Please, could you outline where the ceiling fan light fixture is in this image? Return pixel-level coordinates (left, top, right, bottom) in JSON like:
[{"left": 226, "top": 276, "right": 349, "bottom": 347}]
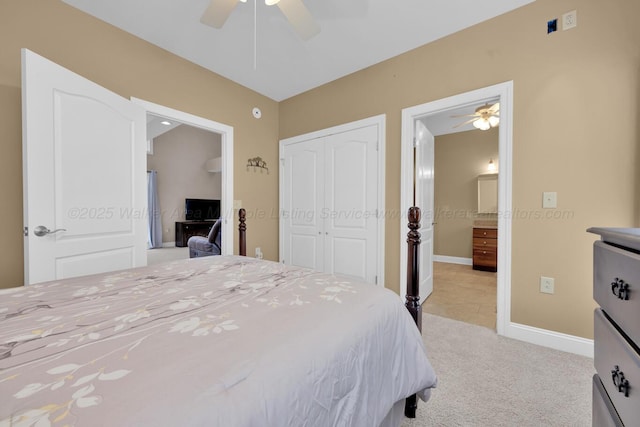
[
  {"left": 471, "top": 104, "right": 500, "bottom": 131},
  {"left": 473, "top": 119, "right": 491, "bottom": 131},
  {"left": 201, "top": 0, "right": 320, "bottom": 41}
]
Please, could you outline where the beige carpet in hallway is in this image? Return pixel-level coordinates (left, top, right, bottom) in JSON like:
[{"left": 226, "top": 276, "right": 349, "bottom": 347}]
[{"left": 423, "top": 262, "right": 497, "bottom": 329}]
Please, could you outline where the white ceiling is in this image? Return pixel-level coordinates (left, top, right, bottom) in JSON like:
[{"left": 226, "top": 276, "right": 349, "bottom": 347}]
[
  {"left": 147, "top": 114, "right": 180, "bottom": 139},
  {"left": 61, "top": 0, "right": 534, "bottom": 102}
]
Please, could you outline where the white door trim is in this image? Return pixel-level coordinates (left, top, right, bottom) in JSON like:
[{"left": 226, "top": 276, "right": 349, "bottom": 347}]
[
  {"left": 130, "top": 98, "right": 234, "bottom": 256},
  {"left": 279, "top": 114, "right": 386, "bottom": 285},
  {"left": 400, "top": 81, "right": 514, "bottom": 336}
]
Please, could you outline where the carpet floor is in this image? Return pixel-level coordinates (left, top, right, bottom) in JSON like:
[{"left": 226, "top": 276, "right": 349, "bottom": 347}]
[{"left": 401, "top": 314, "right": 594, "bottom": 427}]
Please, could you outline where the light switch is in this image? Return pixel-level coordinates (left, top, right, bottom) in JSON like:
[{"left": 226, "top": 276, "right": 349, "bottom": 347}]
[{"left": 542, "top": 192, "right": 557, "bottom": 209}]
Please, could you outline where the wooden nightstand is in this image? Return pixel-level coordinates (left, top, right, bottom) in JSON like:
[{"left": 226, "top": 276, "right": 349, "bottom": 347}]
[{"left": 472, "top": 227, "right": 497, "bottom": 272}]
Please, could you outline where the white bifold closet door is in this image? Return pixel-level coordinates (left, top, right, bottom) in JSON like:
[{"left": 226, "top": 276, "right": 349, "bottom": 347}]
[{"left": 281, "top": 125, "right": 379, "bottom": 284}]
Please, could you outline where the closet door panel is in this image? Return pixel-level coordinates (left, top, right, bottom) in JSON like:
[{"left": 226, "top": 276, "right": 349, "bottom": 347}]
[
  {"left": 324, "top": 125, "right": 378, "bottom": 283},
  {"left": 330, "top": 237, "right": 367, "bottom": 280},
  {"left": 281, "top": 140, "right": 324, "bottom": 270}
]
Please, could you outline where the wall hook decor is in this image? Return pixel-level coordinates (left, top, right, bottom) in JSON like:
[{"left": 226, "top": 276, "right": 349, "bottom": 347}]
[{"left": 247, "top": 156, "right": 269, "bottom": 174}]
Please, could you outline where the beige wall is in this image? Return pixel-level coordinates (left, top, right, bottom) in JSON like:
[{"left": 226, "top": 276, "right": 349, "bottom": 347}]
[
  {"left": 2, "top": 0, "right": 639, "bottom": 340},
  {"left": 0, "top": 0, "right": 280, "bottom": 289},
  {"left": 147, "top": 125, "right": 222, "bottom": 243},
  {"left": 279, "top": 0, "right": 640, "bottom": 339},
  {"left": 434, "top": 128, "right": 499, "bottom": 259}
]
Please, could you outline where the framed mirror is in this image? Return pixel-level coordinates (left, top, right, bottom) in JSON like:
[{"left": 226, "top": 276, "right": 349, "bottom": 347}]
[{"left": 477, "top": 173, "right": 498, "bottom": 213}]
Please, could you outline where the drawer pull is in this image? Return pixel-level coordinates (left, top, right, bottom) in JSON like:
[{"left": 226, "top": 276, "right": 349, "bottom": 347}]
[
  {"left": 611, "top": 278, "right": 630, "bottom": 300},
  {"left": 611, "top": 365, "right": 630, "bottom": 397}
]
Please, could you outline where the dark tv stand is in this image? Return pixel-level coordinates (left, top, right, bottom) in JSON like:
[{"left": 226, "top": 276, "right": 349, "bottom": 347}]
[{"left": 175, "top": 221, "right": 215, "bottom": 247}]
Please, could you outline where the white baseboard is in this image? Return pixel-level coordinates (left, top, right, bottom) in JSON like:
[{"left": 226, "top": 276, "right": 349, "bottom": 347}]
[
  {"left": 505, "top": 322, "right": 594, "bottom": 358},
  {"left": 433, "top": 254, "right": 593, "bottom": 358},
  {"left": 162, "top": 241, "right": 177, "bottom": 248},
  {"left": 433, "top": 255, "right": 473, "bottom": 266}
]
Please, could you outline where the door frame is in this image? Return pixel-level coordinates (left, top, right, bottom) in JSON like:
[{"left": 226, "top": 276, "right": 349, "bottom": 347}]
[
  {"left": 131, "top": 98, "right": 235, "bottom": 256},
  {"left": 399, "top": 81, "right": 513, "bottom": 336},
  {"left": 279, "top": 114, "right": 386, "bottom": 285}
]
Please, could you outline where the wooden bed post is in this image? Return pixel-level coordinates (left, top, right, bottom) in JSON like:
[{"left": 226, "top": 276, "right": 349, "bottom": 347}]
[
  {"left": 405, "top": 206, "right": 422, "bottom": 331},
  {"left": 404, "top": 205, "right": 422, "bottom": 418},
  {"left": 238, "top": 208, "right": 246, "bottom": 256}
]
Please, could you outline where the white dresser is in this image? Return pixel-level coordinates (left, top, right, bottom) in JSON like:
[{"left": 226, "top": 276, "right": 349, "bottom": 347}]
[{"left": 588, "top": 227, "right": 640, "bottom": 426}]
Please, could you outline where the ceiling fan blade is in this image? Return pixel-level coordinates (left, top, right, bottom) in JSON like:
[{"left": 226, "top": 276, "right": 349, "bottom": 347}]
[
  {"left": 451, "top": 113, "right": 479, "bottom": 118},
  {"left": 277, "top": 0, "right": 320, "bottom": 40},
  {"left": 488, "top": 102, "right": 500, "bottom": 113},
  {"left": 453, "top": 118, "right": 477, "bottom": 128},
  {"left": 201, "top": 0, "right": 238, "bottom": 29}
]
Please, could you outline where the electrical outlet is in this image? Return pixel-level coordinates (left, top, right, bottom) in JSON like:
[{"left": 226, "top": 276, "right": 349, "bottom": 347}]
[
  {"left": 540, "top": 276, "right": 555, "bottom": 294},
  {"left": 562, "top": 10, "right": 577, "bottom": 30},
  {"left": 255, "top": 247, "right": 263, "bottom": 259}
]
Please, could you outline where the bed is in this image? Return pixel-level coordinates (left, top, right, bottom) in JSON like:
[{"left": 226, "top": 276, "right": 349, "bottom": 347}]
[{"left": 1, "top": 209, "right": 436, "bottom": 426}]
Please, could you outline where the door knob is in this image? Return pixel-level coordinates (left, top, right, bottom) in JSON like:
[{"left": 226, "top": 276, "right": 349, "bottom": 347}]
[{"left": 33, "top": 225, "right": 67, "bottom": 237}]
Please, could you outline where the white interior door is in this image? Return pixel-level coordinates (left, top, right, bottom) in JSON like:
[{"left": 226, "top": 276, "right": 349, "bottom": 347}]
[
  {"left": 22, "top": 49, "right": 147, "bottom": 285},
  {"left": 323, "top": 126, "right": 378, "bottom": 283},
  {"left": 280, "top": 139, "right": 324, "bottom": 270},
  {"left": 415, "top": 120, "right": 434, "bottom": 301}
]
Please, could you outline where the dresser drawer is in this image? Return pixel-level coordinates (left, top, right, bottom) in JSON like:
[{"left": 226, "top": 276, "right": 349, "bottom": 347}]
[
  {"left": 594, "top": 308, "right": 640, "bottom": 425},
  {"left": 473, "top": 237, "right": 497, "bottom": 249},
  {"left": 473, "top": 247, "right": 497, "bottom": 263},
  {"left": 473, "top": 228, "right": 497, "bottom": 239},
  {"left": 592, "top": 374, "right": 624, "bottom": 427},
  {"left": 594, "top": 240, "right": 640, "bottom": 346}
]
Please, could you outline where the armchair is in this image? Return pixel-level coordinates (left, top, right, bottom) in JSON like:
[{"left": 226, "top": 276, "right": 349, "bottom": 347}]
[{"left": 187, "top": 218, "right": 222, "bottom": 258}]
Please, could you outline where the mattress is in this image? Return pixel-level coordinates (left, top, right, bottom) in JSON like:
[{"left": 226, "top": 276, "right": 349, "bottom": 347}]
[{"left": 0, "top": 255, "right": 436, "bottom": 426}]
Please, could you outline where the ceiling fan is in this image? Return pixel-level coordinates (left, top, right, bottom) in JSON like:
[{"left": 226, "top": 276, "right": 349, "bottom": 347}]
[
  {"left": 201, "top": 0, "right": 320, "bottom": 41},
  {"left": 453, "top": 102, "right": 500, "bottom": 131}
]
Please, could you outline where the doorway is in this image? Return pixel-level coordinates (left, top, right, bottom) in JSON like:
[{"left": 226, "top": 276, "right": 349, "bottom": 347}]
[
  {"left": 400, "top": 81, "right": 513, "bottom": 336},
  {"left": 131, "top": 98, "right": 235, "bottom": 256}
]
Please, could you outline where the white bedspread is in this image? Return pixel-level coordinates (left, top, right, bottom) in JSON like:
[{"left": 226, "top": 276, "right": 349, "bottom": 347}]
[{"left": 0, "top": 255, "right": 436, "bottom": 426}]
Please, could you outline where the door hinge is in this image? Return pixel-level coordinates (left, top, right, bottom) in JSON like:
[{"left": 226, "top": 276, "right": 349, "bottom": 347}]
[
  {"left": 412, "top": 137, "right": 418, "bottom": 148},
  {"left": 23, "top": 226, "right": 28, "bottom": 237},
  {"left": 280, "top": 158, "right": 285, "bottom": 167},
  {"left": 375, "top": 275, "right": 378, "bottom": 285}
]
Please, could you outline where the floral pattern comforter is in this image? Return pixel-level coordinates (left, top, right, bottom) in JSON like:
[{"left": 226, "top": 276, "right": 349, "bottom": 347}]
[{"left": 0, "top": 255, "right": 436, "bottom": 426}]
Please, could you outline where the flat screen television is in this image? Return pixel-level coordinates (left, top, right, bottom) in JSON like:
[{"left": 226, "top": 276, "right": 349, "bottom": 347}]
[{"left": 185, "top": 198, "right": 220, "bottom": 221}]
